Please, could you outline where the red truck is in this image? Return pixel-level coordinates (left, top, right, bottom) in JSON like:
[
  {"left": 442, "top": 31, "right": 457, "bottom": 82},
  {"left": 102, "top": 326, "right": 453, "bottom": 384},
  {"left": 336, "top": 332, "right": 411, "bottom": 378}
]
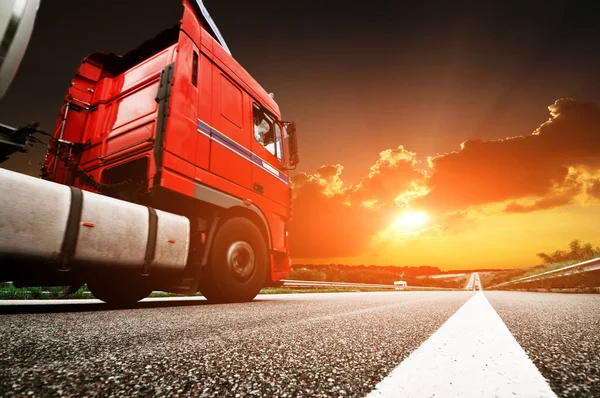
[{"left": 0, "top": 0, "right": 299, "bottom": 304}]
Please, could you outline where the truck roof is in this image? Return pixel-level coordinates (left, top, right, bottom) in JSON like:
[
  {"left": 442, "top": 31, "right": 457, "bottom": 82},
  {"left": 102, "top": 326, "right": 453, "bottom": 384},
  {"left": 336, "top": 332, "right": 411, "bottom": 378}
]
[{"left": 81, "top": 1, "right": 280, "bottom": 118}]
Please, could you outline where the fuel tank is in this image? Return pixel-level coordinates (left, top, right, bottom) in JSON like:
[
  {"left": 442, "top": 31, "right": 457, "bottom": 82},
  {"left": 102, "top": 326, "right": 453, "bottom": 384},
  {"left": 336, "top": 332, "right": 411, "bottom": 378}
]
[{"left": 0, "top": 168, "right": 190, "bottom": 272}]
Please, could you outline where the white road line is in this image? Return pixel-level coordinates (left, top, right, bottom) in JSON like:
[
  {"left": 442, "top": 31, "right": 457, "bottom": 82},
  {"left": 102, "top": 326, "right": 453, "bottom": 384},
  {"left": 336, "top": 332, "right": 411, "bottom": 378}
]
[
  {"left": 368, "top": 292, "right": 557, "bottom": 398},
  {"left": 464, "top": 272, "right": 478, "bottom": 290}
]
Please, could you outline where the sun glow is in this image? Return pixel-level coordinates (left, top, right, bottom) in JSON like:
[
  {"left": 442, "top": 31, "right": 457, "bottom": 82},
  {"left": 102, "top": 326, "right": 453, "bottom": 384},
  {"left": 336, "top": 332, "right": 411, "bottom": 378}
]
[{"left": 394, "top": 211, "right": 429, "bottom": 230}]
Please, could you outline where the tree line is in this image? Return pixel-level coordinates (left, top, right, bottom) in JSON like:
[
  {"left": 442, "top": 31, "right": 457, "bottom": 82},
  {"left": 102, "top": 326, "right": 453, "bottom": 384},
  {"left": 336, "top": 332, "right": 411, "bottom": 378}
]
[
  {"left": 536, "top": 240, "right": 600, "bottom": 264},
  {"left": 289, "top": 264, "right": 442, "bottom": 285}
]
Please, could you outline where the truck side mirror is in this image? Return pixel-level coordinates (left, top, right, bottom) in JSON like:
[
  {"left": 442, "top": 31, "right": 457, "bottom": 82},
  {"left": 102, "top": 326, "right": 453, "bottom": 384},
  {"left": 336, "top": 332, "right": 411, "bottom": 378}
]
[
  {"left": 287, "top": 122, "right": 299, "bottom": 167},
  {"left": 0, "top": 0, "right": 41, "bottom": 99}
]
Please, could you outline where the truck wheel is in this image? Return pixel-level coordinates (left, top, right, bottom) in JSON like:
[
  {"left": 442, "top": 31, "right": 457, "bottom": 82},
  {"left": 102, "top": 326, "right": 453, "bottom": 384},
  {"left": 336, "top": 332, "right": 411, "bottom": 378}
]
[
  {"left": 199, "top": 217, "right": 268, "bottom": 303},
  {"left": 87, "top": 277, "right": 152, "bottom": 306}
]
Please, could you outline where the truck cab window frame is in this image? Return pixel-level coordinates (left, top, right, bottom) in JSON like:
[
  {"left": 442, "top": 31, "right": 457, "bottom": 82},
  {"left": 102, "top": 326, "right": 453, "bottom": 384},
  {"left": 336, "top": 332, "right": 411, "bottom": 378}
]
[{"left": 253, "top": 104, "right": 283, "bottom": 163}]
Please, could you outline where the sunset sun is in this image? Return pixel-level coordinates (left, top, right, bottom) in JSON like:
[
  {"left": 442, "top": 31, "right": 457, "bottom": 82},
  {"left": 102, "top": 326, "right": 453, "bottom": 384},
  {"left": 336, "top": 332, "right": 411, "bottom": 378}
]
[{"left": 394, "top": 211, "right": 429, "bottom": 230}]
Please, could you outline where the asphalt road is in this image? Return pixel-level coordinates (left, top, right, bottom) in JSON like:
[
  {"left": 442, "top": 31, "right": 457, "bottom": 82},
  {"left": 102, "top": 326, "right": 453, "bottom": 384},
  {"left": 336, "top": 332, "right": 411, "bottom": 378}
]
[
  {"left": 0, "top": 292, "right": 471, "bottom": 397},
  {"left": 487, "top": 291, "right": 600, "bottom": 398},
  {"left": 464, "top": 272, "right": 476, "bottom": 290},
  {"left": 0, "top": 291, "right": 598, "bottom": 397}
]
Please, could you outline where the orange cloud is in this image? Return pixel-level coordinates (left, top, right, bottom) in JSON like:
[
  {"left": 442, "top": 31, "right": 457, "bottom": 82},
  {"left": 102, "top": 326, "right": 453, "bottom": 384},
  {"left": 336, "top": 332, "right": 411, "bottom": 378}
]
[
  {"left": 588, "top": 179, "right": 600, "bottom": 199},
  {"left": 290, "top": 98, "right": 600, "bottom": 258},
  {"left": 591, "top": 184, "right": 600, "bottom": 198},
  {"left": 352, "top": 146, "right": 425, "bottom": 206},
  {"left": 289, "top": 146, "right": 423, "bottom": 258},
  {"left": 421, "top": 98, "right": 600, "bottom": 212},
  {"left": 504, "top": 195, "right": 572, "bottom": 213}
]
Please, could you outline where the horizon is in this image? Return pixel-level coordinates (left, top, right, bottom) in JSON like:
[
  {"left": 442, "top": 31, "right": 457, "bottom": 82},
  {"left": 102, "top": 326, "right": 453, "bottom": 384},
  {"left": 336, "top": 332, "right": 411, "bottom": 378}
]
[
  {"left": 291, "top": 262, "right": 532, "bottom": 273},
  {"left": 1, "top": 1, "right": 600, "bottom": 270}
]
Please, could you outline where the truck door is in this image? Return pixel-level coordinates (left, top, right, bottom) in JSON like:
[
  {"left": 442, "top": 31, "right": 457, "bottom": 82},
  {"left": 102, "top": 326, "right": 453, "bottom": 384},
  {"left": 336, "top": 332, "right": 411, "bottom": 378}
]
[
  {"left": 163, "top": 35, "right": 199, "bottom": 172},
  {"left": 195, "top": 52, "right": 211, "bottom": 172},
  {"left": 250, "top": 104, "right": 289, "bottom": 207},
  {"left": 207, "top": 69, "right": 252, "bottom": 190}
]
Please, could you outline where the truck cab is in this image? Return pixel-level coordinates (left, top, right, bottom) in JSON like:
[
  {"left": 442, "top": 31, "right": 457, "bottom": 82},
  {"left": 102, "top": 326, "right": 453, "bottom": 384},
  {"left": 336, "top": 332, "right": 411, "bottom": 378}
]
[{"left": 0, "top": 0, "right": 299, "bottom": 304}]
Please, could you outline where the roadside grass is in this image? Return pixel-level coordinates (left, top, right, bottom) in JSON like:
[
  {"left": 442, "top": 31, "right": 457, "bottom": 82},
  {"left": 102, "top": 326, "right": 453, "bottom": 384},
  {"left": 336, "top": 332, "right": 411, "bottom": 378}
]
[
  {"left": 413, "top": 274, "right": 469, "bottom": 289},
  {"left": 0, "top": 283, "right": 93, "bottom": 299},
  {"left": 419, "top": 273, "right": 466, "bottom": 279},
  {"left": 479, "top": 269, "right": 530, "bottom": 288},
  {"left": 0, "top": 283, "right": 399, "bottom": 300}
]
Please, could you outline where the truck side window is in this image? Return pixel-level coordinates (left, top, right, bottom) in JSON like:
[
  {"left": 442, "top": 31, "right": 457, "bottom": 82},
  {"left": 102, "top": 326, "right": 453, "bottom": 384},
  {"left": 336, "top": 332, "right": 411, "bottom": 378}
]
[
  {"left": 253, "top": 104, "right": 283, "bottom": 162},
  {"left": 191, "top": 51, "right": 198, "bottom": 87}
]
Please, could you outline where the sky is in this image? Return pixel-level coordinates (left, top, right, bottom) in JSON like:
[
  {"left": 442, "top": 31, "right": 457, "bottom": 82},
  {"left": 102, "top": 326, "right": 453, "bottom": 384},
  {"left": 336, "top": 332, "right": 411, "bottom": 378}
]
[{"left": 2, "top": 0, "right": 600, "bottom": 270}]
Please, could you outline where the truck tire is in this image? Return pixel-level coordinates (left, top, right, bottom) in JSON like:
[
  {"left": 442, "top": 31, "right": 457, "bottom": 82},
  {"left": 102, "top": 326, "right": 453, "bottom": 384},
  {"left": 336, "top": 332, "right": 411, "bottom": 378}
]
[
  {"left": 199, "top": 217, "right": 268, "bottom": 303},
  {"left": 87, "top": 277, "right": 152, "bottom": 306}
]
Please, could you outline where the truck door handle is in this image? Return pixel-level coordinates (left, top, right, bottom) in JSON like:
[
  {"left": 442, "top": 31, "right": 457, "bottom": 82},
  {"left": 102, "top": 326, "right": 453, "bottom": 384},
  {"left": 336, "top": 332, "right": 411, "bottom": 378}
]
[{"left": 253, "top": 183, "right": 264, "bottom": 194}]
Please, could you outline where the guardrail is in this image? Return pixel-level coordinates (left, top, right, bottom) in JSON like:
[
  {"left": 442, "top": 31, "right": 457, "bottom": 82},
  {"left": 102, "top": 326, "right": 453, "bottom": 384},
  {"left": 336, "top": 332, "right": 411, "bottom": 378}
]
[
  {"left": 282, "top": 279, "right": 399, "bottom": 289},
  {"left": 488, "top": 257, "right": 600, "bottom": 289},
  {"left": 280, "top": 280, "right": 456, "bottom": 291}
]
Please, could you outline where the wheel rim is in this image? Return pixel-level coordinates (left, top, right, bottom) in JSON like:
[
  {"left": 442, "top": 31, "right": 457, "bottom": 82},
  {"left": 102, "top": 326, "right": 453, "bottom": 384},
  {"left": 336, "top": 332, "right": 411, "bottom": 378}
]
[{"left": 227, "top": 241, "right": 255, "bottom": 281}]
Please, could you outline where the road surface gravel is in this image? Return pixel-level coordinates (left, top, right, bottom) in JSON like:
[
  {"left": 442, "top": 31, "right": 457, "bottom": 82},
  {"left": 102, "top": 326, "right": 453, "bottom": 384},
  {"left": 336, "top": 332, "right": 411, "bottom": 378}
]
[
  {"left": 486, "top": 291, "right": 600, "bottom": 398},
  {"left": 0, "top": 291, "right": 470, "bottom": 397}
]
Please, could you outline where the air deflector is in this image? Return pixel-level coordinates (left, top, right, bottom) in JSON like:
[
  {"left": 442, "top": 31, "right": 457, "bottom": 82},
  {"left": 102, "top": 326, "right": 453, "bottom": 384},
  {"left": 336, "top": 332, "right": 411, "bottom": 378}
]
[{"left": 193, "top": 0, "right": 231, "bottom": 55}]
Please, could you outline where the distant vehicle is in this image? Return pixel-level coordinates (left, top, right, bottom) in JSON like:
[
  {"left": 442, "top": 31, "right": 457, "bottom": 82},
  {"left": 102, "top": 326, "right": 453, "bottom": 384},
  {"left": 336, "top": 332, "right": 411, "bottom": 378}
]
[
  {"left": 474, "top": 285, "right": 480, "bottom": 291},
  {"left": 394, "top": 281, "right": 408, "bottom": 289}
]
